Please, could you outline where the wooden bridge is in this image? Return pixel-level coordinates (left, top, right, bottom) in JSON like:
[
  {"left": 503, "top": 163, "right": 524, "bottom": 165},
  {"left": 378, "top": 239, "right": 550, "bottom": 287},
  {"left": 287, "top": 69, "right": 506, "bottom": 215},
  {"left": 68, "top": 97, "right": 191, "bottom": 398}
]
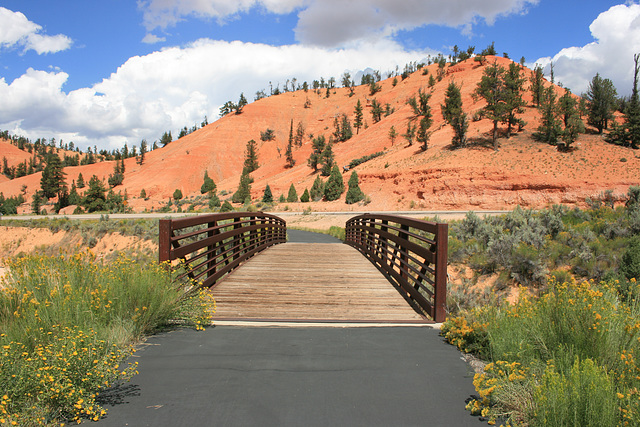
[{"left": 159, "top": 212, "right": 448, "bottom": 323}]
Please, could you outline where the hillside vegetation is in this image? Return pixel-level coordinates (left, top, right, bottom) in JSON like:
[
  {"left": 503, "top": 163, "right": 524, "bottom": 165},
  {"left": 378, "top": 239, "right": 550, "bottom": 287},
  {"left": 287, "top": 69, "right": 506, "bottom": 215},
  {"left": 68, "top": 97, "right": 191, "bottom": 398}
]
[{"left": 1, "top": 55, "right": 639, "bottom": 215}]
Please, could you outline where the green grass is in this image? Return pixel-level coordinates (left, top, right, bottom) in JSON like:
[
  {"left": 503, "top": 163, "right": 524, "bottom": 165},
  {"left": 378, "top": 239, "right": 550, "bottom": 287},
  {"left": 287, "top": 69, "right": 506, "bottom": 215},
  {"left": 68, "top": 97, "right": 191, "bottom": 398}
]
[{"left": 0, "top": 250, "right": 214, "bottom": 425}]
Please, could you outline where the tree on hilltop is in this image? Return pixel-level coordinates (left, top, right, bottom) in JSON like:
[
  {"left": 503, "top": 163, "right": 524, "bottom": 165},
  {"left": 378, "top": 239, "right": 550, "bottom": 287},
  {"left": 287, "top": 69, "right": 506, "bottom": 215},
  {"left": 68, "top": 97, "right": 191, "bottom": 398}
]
[
  {"left": 585, "top": 73, "right": 617, "bottom": 134},
  {"left": 442, "top": 82, "right": 468, "bottom": 148},
  {"left": 475, "top": 60, "right": 508, "bottom": 150}
]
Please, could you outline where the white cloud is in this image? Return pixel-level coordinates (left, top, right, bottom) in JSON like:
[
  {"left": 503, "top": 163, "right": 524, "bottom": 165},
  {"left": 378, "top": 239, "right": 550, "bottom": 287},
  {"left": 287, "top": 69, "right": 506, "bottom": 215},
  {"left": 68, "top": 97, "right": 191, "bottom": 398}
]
[
  {"left": 0, "top": 7, "right": 72, "bottom": 54},
  {"left": 0, "top": 38, "right": 433, "bottom": 150},
  {"left": 138, "top": 0, "right": 539, "bottom": 46},
  {"left": 142, "top": 33, "right": 167, "bottom": 44},
  {"left": 534, "top": 3, "right": 640, "bottom": 96},
  {"left": 138, "top": 0, "right": 306, "bottom": 31}
]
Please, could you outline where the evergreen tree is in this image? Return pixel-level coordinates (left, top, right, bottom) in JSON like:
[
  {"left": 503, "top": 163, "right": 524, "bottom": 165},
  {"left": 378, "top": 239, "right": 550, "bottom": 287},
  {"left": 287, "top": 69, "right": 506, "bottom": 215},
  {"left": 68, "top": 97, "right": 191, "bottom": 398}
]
[
  {"left": 606, "top": 53, "right": 640, "bottom": 148},
  {"left": 285, "top": 120, "right": 295, "bottom": 168},
  {"left": 300, "top": 188, "right": 310, "bottom": 203},
  {"left": 585, "top": 73, "right": 618, "bottom": 133},
  {"left": 627, "top": 53, "right": 640, "bottom": 149},
  {"left": 287, "top": 184, "right": 298, "bottom": 202},
  {"left": 68, "top": 182, "right": 82, "bottom": 205},
  {"left": 339, "top": 114, "right": 353, "bottom": 141},
  {"left": 560, "top": 113, "right": 585, "bottom": 151},
  {"left": 232, "top": 170, "right": 252, "bottom": 203},
  {"left": 137, "top": 139, "right": 147, "bottom": 165},
  {"left": 220, "top": 200, "right": 234, "bottom": 212},
  {"left": 530, "top": 64, "right": 545, "bottom": 107},
  {"left": 295, "top": 121, "right": 305, "bottom": 147},
  {"left": 173, "top": 189, "right": 183, "bottom": 201},
  {"left": 324, "top": 165, "right": 345, "bottom": 201},
  {"left": 475, "top": 61, "right": 508, "bottom": 149},
  {"left": 83, "top": 175, "right": 107, "bottom": 212},
  {"left": 307, "top": 135, "right": 326, "bottom": 172},
  {"left": 140, "top": 188, "right": 147, "bottom": 199},
  {"left": 389, "top": 126, "right": 397, "bottom": 145},
  {"left": 404, "top": 122, "right": 416, "bottom": 146},
  {"left": 200, "top": 170, "right": 216, "bottom": 194},
  {"left": 558, "top": 89, "right": 578, "bottom": 128},
  {"left": 345, "top": 172, "right": 365, "bottom": 204},
  {"left": 533, "top": 86, "right": 562, "bottom": 144},
  {"left": 408, "top": 89, "right": 433, "bottom": 151},
  {"left": 354, "top": 100, "right": 363, "bottom": 134},
  {"left": 235, "top": 92, "right": 248, "bottom": 114},
  {"left": 40, "top": 153, "right": 67, "bottom": 199},
  {"left": 160, "top": 131, "right": 172, "bottom": 146},
  {"left": 320, "top": 142, "right": 335, "bottom": 176},
  {"left": 31, "top": 191, "right": 44, "bottom": 215},
  {"left": 310, "top": 175, "right": 325, "bottom": 201},
  {"left": 503, "top": 62, "right": 527, "bottom": 137},
  {"left": 442, "top": 82, "right": 468, "bottom": 147},
  {"left": 244, "top": 139, "right": 259, "bottom": 173},
  {"left": 76, "top": 173, "right": 85, "bottom": 188},
  {"left": 371, "top": 99, "right": 383, "bottom": 123},
  {"left": 262, "top": 184, "right": 273, "bottom": 203}
]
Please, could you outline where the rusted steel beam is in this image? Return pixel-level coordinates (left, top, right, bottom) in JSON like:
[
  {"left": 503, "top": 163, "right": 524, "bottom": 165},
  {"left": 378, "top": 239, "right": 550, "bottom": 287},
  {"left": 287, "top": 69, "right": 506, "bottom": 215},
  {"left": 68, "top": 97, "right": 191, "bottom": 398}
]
[{"left": 345, "top": 213, "right": 449, "bottom": 322}]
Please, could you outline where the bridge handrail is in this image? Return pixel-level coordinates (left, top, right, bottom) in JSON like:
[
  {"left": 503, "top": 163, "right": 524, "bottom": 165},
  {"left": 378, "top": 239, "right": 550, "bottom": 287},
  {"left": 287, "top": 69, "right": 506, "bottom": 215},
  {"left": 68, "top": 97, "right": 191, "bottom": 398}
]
[
  {"left": 159, "top": 212, "right": 286, "bottom": 288},
  {"left": 345, "top": 213, "right": 448, "bottom": 322}
]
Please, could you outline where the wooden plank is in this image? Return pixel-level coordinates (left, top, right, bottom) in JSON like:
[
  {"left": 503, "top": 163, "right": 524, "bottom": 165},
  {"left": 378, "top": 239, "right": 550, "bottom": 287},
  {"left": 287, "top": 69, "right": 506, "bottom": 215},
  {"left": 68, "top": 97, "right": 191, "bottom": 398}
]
[{"left": 209, "top": 243, "right": 425, "bottom": 321}]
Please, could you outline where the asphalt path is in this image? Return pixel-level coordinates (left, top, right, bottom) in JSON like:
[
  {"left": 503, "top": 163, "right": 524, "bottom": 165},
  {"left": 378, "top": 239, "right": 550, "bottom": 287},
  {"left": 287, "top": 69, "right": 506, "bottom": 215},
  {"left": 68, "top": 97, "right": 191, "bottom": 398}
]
[{"left": 95, "top": 326, "right": 482, "bottom": 427}]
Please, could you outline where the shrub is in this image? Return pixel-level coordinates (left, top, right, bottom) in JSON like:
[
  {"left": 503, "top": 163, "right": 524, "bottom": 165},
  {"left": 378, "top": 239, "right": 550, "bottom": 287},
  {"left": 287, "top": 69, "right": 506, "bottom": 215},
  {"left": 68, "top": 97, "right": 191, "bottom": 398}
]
[
  {"left": 0, "top": 251, "right": 214, "bottom": 424},
  {"left": 300, "top": 189, "right": 310, "bottom": 203},
  {"left": 173, "top": 189, "right": 183, "bottom": 201},
  {"left": 220, "top": 200, "right": 234, "bottom": 212},
  {"left": 621, "top": 238, "right": 640, "bottom": 280}
]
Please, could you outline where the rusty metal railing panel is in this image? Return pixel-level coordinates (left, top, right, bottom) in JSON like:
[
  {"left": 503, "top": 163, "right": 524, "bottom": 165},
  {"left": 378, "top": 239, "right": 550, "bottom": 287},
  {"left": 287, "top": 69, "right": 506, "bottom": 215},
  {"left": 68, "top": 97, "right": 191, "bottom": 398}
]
[
  {"left": 159, "top": 212, "right": 286, "bottom": 288},
  {"left": 345, "top": 213, "right": 448, "bottom": 322}
]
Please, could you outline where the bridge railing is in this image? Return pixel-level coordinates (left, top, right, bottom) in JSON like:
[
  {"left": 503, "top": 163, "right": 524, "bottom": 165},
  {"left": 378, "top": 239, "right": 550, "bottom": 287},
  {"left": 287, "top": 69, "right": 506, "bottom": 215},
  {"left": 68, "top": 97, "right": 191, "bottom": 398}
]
[
  {"left": 159, "top": 212, "right": 286, "bottom": 288},
  {"left": 345, "top": 214, "right": 448, "bottom": 322}
]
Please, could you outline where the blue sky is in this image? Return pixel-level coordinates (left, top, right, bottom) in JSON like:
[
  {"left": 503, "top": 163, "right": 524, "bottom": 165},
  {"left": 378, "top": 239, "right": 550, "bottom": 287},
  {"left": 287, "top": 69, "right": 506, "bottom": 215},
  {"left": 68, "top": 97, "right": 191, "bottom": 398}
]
[{"left": 0, "top": 0, "right": 637, "bottom": 150}]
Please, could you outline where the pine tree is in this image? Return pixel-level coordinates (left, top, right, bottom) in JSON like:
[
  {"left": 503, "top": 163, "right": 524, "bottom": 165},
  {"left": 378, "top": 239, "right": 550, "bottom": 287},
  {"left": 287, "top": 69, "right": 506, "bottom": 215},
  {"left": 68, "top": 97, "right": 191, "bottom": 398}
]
[
  {"left": 354, "top": 100, "right": 363, "bottom": 134},
  {"left": 371, "top": 99, "right": 383, "bottom": 123},
  {"left": 235, "top": 92, "right": 248, "bottom": 114},
  {"left": 530, "top": 64, "right": 545, "bottom": 107},
  {"left": 533, "top": 86, "right": 562, "bottom": 144},
  {"left": 262, "top": 184, "right": 273, "bottom": 203},
  {"left": 324, "top": 165, "right": 345, "bottom": 201},
  {"left": 76, "top": 172, "right": 85, "bottom": 188},
  {"left": 40, "top": 153, "right": 67, "bottom": 199},
  {"left": 558, "top": 89, "right": 578, "bottom": 128},
  {"left": 442, "top": 82, "right": 468, "bottom": 147},
  {"left": 339, "top": 114, "right": 353, "bottom": 141},
  {"left": 244, "top": 139, "right": 259, "bottom": 173},
  {"left": 31, "top": 191, "right": 44, "bottom": 214},
  {"left": 585, "top": 73, "right": 618, "bottom": 133},
  {"left": 345, "top": 172, "right": 365, "bottom": 204},
  {"left": 389, "top": 126, "right": 397, "bottom": 145},
  {"left": 320, "top": 142, "right": 335, "bottom": 176},
  {"left": 160, "top": 131, "right": 172, "bottom": 146},
  {"left": 137, "top": 139, "right": 147, "bottom": 165},
  {"left": 310, "top": 175, "right": 325, "bottom": 201},
  {"left": 83, "top": 175, "right": 106, "bottom": 212},
  {"left": 475, "top": 61, "right": 508, "bottom": 149},
  {"left": 307, "top": 135, "right": 326, "bottom": 171},
  {"left": 408, "top": 89, "right": 433, "bottom": 151},
  {"left": 627, "top": 53, "right": 640, "bottom": 149},
  {"left": 200, "top": 170, "right": 216, "bottom": 194},
  {"left": 173, "top": 189, "right": 183, "bottom": 201},
  {"left": 503, "top": 62, "right": 526, "bottom": 137},
  {"left": 295, "top": 121, "right": 305, "bottom": 147},
  {"left": 285, "top": 120, "right": 295, "bottom": 168},
  {"left": 300, "top": 189, "right": 310, "bottom": 203},
  {"left": 287, "top": 184, "right": 298, "bottom": 202},
  {"left": 232, "top": 170, "right": 252, "bottom": 203}
]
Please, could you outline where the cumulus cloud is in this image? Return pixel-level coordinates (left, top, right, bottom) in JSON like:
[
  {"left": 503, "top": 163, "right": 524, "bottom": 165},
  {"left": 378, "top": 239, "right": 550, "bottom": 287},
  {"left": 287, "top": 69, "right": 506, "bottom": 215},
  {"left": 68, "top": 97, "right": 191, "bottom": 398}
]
[
  {"left": 138, "top": 0, "right": 539, "bottom": 45},
  {"left": 0, "top": 7, "right": 72, "bottom": 54},
  {"left": 138, "top": 0, "right": 306, "bottom": 31},
  {"left": 0, "top": 38, "right": 432, "bottom": 150},
  {"left": 534, "top": 3, "right": 640, "bottom": 96}
]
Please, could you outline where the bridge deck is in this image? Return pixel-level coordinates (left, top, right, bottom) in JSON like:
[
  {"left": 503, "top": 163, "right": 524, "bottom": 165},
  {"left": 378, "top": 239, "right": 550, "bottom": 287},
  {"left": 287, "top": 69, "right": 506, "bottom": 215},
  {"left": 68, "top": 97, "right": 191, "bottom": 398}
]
[{"left": 210, "top": 243, "right": 426, "bottom": 322}]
